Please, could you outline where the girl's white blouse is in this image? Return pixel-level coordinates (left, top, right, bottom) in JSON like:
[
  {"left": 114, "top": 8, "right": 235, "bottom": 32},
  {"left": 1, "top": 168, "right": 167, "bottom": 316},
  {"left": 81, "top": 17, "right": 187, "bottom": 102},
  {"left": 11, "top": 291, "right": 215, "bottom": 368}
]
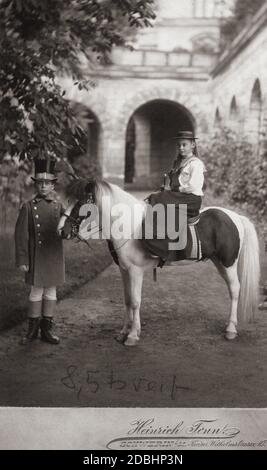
[{"left": 178, "top": 156, "right": 205, "bottom": 196}]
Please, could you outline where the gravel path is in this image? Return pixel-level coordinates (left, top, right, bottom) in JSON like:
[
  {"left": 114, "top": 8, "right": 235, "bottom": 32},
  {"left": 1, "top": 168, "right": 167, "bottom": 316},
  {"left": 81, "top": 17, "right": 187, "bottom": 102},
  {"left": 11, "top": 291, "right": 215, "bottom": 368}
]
[{"left": 0, "top": 250, "right": 267, "bottom": 408}]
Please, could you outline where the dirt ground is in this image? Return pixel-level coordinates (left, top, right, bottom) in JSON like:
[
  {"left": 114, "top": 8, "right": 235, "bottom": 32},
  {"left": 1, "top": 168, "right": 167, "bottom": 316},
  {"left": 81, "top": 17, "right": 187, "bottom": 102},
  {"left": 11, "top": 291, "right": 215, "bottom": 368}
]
[
  {"left": 0, "top": 234, "right": 112, "bottom": 330},
  {"left": 0, "top": 250, "right": 267, "bottom": 408}
]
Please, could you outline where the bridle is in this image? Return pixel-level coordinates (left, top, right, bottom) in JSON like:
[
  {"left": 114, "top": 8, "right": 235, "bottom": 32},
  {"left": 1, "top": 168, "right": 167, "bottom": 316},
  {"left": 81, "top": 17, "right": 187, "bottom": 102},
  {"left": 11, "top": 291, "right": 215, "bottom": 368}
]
[
  {"left": 62, "top": 193, "right": 101, "bottom": 246},
  {"left": 62, "top": 195, "right": 130, "bottom": 254},
  {"left": 62, "top": 211, "right": 95, "bottom": 248}
]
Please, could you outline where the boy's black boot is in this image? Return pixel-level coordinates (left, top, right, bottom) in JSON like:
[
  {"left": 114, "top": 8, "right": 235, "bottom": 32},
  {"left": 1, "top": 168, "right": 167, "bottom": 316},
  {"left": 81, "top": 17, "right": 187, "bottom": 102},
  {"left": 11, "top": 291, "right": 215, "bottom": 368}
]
[
  {"left": 21, "top": 301, "right": 42, "bottom": 345},
  {"left": 40, "top": 299, "right": 59, "bottom": 344},
  {"left": 40, "top": 317, "right": 60, "bottom": 344}
]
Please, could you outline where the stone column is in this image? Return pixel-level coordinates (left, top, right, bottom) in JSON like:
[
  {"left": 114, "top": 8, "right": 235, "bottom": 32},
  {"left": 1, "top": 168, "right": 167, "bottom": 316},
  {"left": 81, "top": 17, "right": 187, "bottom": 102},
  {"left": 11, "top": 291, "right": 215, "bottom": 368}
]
[
  {"left": 133, "top": 111, "right": 151, "bottom": 179},
  {"left": 102, "top": 135, "right": 125, "bottom": 186}
]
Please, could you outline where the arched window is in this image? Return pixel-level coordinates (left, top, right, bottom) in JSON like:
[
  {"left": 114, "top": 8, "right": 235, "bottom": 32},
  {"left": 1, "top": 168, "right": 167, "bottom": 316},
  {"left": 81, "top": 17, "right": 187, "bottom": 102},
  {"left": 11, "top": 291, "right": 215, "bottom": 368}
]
[
  {"left": 66, "top": 102, "right": 100, "bottom": 165},
  {"left": 246, "top": 79, "right": 262, "bottom": 144},
  {"left": 229, "top": 96, "right": 239, "bottom": 132},
  {"left": 214, "top": 107, "right": 222, "bottom": 130}
]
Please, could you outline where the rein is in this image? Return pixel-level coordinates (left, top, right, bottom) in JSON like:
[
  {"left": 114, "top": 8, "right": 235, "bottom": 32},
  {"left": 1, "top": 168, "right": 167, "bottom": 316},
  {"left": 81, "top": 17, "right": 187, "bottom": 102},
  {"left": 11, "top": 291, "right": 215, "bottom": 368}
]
[
  {"left": 62, "top": 212, "right": 129, "bottom": 253},
  {"left": 62, "top": 212, "right": 79, "bottom": 224},
  {"left": 62, "top": 212, "right": 95, "bottom": 249},
  {"left": 62, "top": 189, "right": 157, "bottom": 281}
]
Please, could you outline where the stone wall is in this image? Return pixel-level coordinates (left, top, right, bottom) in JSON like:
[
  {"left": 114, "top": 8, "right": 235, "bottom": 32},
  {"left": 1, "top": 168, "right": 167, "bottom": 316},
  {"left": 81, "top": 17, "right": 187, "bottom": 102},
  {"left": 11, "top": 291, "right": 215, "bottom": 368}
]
[
  {"left": 59, "top": 0, "right": 238, "bottom": 186},
  {"left": 61, "top": 75, "right": 211, "bottom": 184},
  {"left": 210, "top": 3, "right": 267, "bottom": 150}
]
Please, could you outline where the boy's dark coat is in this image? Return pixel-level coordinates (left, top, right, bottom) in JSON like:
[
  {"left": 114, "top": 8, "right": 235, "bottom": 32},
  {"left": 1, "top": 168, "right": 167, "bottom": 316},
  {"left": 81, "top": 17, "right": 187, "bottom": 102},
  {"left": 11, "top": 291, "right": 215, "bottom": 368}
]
[{"left": 15, "top": 193, "right": 65, "bottom": 287}]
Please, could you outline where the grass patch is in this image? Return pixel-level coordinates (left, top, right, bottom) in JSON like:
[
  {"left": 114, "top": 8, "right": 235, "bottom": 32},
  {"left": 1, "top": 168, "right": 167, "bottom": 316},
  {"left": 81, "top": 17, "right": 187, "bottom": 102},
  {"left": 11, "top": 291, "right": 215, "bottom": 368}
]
[{"left": 0, "top": 234, "right": 112, "bottom": 331}]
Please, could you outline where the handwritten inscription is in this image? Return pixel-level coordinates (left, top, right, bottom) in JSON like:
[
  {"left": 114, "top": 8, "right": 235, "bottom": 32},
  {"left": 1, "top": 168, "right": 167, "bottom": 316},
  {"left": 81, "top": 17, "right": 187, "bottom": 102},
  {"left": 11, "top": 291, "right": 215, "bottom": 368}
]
[{"left": 60, "top": 365, "right": 193, "bottom": 401}]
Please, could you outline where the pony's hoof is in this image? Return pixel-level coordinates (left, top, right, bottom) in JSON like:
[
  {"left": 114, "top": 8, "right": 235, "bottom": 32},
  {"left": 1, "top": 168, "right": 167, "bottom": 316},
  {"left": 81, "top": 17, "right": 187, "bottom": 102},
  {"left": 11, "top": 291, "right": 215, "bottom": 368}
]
[
  {"left": 225, "top": 331, "right": 238, "bottom": 341},
  {"left": 124, "top": 336, "right": 139, "bottom": 346},
  {"left": 115, "top": 333, "right": 128, "bottom": 344}
]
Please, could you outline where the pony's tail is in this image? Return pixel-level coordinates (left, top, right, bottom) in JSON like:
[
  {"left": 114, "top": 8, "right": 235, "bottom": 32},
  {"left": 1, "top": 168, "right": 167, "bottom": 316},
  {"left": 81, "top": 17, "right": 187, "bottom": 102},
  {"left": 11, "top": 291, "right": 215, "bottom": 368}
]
[{"left": 238, "top": 215, "right": 260, "bottom": 323}]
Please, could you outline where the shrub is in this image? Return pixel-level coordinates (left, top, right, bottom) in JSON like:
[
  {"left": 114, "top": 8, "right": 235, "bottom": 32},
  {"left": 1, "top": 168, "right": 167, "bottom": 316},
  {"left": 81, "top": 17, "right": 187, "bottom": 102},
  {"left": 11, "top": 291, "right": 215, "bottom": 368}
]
[{"left": 199, "top": 127, "right": 267, "bottom": 219}]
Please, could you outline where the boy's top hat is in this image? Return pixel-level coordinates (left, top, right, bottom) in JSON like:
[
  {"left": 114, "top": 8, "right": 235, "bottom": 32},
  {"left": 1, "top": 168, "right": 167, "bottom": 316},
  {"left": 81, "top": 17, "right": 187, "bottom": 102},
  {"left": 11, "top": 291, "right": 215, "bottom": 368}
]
[
  {"left": 173, "top": 130, "right": 198, "bottom": 140},
  {"left": 31, "top": 157, "right": 57, "bottom": 182}
]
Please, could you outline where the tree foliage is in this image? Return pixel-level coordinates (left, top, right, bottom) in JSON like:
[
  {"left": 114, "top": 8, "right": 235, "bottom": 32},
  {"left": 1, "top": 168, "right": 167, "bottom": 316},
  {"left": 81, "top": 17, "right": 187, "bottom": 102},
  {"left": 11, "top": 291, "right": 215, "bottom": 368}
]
[
  {"left": 200, "top": 128, "right": 267, "bottom": 219},
  {"left": 220, "top": 0, "right": 265, "bottom": 49},
  {"left": 0, "top": 0, "right": 156, "bottom": 164}
]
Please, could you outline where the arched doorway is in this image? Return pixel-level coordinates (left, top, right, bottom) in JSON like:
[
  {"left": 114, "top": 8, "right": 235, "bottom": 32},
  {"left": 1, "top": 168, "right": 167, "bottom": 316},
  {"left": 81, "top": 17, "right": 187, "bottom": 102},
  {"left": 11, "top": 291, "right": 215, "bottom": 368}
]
[
  {"left": 124, "top": 99, "right": 195, "bottom": 186},
  {"left": 66, "top": 102, "right": 101, "bottom": 176}
]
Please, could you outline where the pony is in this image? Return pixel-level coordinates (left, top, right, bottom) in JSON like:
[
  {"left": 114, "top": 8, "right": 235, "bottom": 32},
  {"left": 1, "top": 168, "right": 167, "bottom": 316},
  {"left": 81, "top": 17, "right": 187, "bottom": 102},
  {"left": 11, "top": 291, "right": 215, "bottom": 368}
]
[{"left": 57, "top": 178, "right": 260, "bottom": 346}]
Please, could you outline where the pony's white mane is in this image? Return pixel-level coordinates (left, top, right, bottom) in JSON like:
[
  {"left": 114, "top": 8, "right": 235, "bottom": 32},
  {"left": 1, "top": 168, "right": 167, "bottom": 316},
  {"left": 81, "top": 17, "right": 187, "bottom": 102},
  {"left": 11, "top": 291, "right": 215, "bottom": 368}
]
[
  {"left": 94, "top": 180, "right": 113, "bottom": 204},
  {"left": 94, "top": 181, "right": 146, "bottom": 240},
  {"left": 95, "top": 180, "right": 142, "bottom": 208}
]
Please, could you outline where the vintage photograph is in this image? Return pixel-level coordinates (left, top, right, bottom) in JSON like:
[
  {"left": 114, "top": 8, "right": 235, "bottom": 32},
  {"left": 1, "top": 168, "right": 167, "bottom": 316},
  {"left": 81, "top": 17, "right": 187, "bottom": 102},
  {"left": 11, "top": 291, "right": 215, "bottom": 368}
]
[{"left": 0, "top": 0, "right": 266, "bottom": 450}]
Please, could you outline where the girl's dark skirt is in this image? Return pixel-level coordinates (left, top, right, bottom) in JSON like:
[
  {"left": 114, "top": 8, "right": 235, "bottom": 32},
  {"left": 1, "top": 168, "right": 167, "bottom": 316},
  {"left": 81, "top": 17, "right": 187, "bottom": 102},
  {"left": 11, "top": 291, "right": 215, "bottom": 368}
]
[{"left": 142, "top": 190, "right": 202, "bottom": 261}]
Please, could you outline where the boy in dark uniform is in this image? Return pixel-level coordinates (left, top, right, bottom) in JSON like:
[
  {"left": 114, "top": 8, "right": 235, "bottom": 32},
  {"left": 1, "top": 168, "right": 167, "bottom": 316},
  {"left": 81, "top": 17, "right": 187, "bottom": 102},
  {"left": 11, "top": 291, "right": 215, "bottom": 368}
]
[{"left": 15, "top": 157, "right": 65, "bottom": 345}]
